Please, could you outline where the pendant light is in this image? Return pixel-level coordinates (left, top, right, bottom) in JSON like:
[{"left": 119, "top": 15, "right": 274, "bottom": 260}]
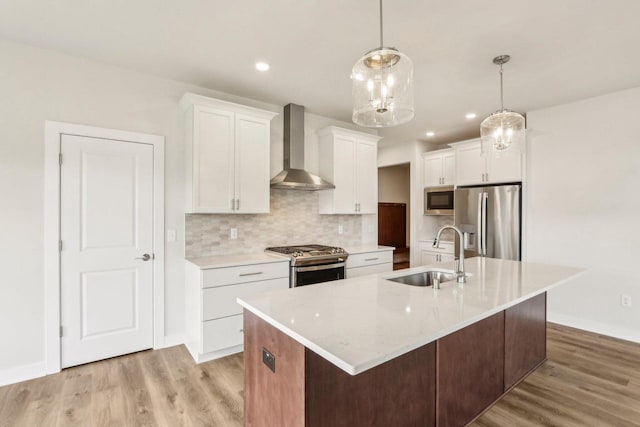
[
  {"left": 351, "top": 0, "right": 414, "bottom": 128},
  {"left": 480, "top": 55, "right": 525, "bottom": 152}
]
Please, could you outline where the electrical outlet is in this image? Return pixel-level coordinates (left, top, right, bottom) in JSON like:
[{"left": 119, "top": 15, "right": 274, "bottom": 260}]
[
  {"left": 230, "top": 228, "right": 238, "bottom": 239},
  {"left": 621, "top": 294, "right": 632, "bottom": 308},
  {"left": 166, "top": 229, "right": 177, "bottom": 242},
  {"left": 338, "top": 225, "right": 344, "bottom": 235}
]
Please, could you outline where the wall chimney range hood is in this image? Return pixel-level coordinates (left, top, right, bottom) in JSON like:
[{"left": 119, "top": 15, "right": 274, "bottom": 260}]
[{"left": 270, "top": 103, "right": 335, "bottom": 191}]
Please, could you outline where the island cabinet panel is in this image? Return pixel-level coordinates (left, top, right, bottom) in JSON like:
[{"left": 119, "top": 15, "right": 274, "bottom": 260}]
[
  {"left": 436, "top": 312, "right": 505, "bottom": 427},
  {"left": 244, "top": 311, "right": 306, "bottom": 427},
  {"left": 305, "top": 343, "right": 436, "bottom": 427},
  {"left": 504, "top": 292, "right": 547, "bottom": 390}
]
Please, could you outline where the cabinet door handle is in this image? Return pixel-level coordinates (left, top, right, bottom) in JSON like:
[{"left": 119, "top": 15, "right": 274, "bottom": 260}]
[
  {"left": 236, "top": 199, "right": 240, "bottom": 210},
  {"left": 485, "top": 173, "right": 489, "bottom": 182},
  {"left": 230, "top": 199, "right": 235, "bottom": 210},
  {"left": 239, "top": 272, "right": 263, "bottom": 277}
]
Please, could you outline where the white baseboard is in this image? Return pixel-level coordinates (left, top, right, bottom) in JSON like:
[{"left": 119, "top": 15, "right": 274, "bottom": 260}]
[
  {"left": 161, "top": 334, "right": 184, "bottom": 349},
  {"left": 0, "top": 361, "right": 47, "bottom": 387},
  {"left": 548, "top": 312, "right": 640, "bottom": 344}
]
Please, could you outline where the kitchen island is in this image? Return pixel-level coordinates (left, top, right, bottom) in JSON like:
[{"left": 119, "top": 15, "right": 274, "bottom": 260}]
[{"left": 238, "top": 257, "right": 584, "bottom": 427}]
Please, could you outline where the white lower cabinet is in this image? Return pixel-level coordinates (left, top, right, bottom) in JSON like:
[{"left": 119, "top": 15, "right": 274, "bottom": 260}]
[
  {"left": 185, "top": 260, "right": 289, "bottom": 363},
  {"left": 420, "top": 241, "right": 455, "bottom": 266},
  {"left": 202, "top": 315, "right": 244, "bottom": 354},
  {"left": 346, "top": 250, "right": 393, "bottom": 278}
]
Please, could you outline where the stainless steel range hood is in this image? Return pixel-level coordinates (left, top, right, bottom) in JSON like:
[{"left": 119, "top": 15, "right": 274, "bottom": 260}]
[{"left": 270, "top": 103, "right": 335, "bottom": 191}]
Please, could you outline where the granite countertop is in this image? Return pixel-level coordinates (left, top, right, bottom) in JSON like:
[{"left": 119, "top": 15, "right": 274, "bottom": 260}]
[
  {"left": 238, "top": 257, "right": 584, "bottom": 375},
  {"left": 185, "top": 252, "right": 288, "bottom": 269}
]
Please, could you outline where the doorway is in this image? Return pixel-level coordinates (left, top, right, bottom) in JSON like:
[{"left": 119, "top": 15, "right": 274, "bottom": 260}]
[
  {"left": 378, "top": 163, "right": 410, "bottom": 270},
  {"left": 44, "top": 122, "right": 165, "bottom": 373}
]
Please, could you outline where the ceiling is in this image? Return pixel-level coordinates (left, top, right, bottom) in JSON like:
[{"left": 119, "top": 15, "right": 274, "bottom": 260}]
[{"left": 1, "top": 0, "right": 639, "bottom": 145}]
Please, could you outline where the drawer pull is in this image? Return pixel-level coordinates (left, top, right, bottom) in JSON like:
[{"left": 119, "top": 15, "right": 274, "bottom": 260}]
[
  {"left": 239, "top": 329, "right": 244, "bottom": 333},
  {"left": 364, "top": 257, "right": 380, "bottom": 261},
  {"left": 239, "top": 272, "right": 263, "bottom": 277}
]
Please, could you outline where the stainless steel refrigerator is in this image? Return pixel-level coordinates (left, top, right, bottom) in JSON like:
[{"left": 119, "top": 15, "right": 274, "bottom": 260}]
[{"left": 454, "top": 184, "right": 521, "bottom": 260}]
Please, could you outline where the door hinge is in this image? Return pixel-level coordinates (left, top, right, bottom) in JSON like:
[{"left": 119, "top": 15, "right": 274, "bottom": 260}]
[
  {"left": 59, "top": 153, "right": 63, "bottom": 165},
  {"left": 59, "top": 240, "right": 63, "bottom": 251},
  {"left": 60, "top": 326, "right": 64, "bottom": 337}
]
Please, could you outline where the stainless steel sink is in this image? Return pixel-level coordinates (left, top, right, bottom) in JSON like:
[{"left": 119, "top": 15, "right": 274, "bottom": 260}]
[{"left": 387, "top": 270, "right": 458, "bottom": 287}]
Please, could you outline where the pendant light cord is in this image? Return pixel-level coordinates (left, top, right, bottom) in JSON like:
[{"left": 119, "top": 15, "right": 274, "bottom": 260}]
[
  {"left": 379, "top": 0, "right": 384, "bottom": 48},
  {"left": 499, "top": 63, "right": 504, "bottom": 111}
]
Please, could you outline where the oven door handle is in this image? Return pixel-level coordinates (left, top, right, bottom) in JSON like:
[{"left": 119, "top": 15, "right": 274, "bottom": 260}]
[{"left": 295, "top": 262, "right": 346, "bottom": 272}]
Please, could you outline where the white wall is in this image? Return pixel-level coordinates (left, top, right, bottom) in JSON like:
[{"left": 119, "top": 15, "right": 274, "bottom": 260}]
[
  {"left": 0, "top": 38, "right": 376, "bottom": 378},
  {"left": 526, "top": 86, "right": 640, "bottom": 343},
  {"left": 378, "top": 165, "right": 410, "bottom": 245}
]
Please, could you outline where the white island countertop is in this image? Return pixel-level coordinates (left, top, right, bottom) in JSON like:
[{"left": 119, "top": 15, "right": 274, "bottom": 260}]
[{"left": 238, "top": 257, "right": 584, "bottom": 375}]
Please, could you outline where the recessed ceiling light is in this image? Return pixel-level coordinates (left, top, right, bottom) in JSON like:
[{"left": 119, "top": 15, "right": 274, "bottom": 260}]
[
  {"left": 426, "top": 131, "right": 435, "bottom": 137},
  {"left": 255, "top": 62, "right": 270, "bottom": 72},
  {"left": 465, "top": 112, "right": 477, "bottom": 119}
]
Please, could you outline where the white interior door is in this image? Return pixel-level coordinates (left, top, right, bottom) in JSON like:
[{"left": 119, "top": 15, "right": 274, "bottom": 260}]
[{"left": 60, "top": 134, "right": 154, "bottom": 368}]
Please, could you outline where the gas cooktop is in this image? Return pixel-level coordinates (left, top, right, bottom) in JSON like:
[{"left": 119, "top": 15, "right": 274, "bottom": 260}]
[{"left": 265, "top": 244, "right": 348, "bottom": 266}]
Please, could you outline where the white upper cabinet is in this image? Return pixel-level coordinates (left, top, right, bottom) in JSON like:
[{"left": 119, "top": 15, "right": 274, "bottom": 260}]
[
  {"left": 181, "top": 94, "right": 277, "bottom": 214},
  {"left": 452, "top": 138, "right": 523, "bottom": 186},
  {"left": 318, "top": 126, "right": 382, "bottom": 214},
  {"left": 455, "top": 141, "right": 485, "bottom": 186},
  {"left": 423, "top": 148, "right": 455, "bottom": 187}
]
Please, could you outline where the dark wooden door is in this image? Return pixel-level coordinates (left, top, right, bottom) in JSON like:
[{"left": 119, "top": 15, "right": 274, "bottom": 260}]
[{"left": 378, "top": 202, "right": 406, "bottom": 248}]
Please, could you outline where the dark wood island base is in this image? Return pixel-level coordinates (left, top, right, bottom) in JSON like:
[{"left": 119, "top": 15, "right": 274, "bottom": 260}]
[{"left": 244, "top": 293, "right": 547, "bottom": 427}]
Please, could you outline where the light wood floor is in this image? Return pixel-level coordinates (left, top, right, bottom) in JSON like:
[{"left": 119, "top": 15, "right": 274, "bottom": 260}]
[{"left": 1, "top": 323, "right": 639, "bottom": 426}]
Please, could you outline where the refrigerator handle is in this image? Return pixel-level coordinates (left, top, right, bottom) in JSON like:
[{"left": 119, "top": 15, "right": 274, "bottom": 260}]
[
  {"left": 477, "top": 192, "right": 484, "bottom": 256},
  {"left": 481, "top": 192, "right": 488, "bottom": 256}
]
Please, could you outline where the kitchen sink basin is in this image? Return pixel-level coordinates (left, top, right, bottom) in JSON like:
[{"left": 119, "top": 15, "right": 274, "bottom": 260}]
[{"left": 387, "top": 270, "right": 458, "bottom": 287}]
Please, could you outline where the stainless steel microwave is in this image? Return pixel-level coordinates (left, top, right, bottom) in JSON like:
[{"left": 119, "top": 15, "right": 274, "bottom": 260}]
[{"left": 424, "top": 186, "right": 454, "bottom": 215}]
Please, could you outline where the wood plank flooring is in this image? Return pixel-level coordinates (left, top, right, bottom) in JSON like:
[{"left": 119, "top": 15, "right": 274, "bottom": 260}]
[{"left": 1, "top": 323, "right": 639, "bottom": 426}]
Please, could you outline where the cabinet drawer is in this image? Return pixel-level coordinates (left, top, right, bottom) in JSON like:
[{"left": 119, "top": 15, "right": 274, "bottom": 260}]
[
  {"left": 202, "top": 315, "right": 244, "bottom": 354},
  {"left": 347, "top": 262, "right": 393, "bottom": 278},
  {"left": 202, "top": 277, "right": 289, "bottom": 321},
  {"left": 202, "top": 261, "right": 288, "bottom": 288},
  {"left": 347, "top": 251, "right": 393, "bottom": 269}
]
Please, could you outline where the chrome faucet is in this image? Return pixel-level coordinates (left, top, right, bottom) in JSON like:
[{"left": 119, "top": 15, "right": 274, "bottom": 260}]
[{"left": 433, "top": 225, "right": 466, "bottom": 284}]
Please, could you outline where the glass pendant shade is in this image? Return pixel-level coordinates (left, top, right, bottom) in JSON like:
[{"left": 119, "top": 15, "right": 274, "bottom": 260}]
[
  {"left": 352, "top": 48, "right": 414, "bottom": 128},
  {"left": 480, "top": 109, "right": 525, "bottom": 152},
  {"left": 480, "top": 55, "right": 525, "bottom": 153}
]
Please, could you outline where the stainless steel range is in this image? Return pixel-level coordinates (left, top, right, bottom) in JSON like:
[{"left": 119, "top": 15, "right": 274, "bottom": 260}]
[{"left": 265, "top": 244, "right": 348, "bottom": 287}]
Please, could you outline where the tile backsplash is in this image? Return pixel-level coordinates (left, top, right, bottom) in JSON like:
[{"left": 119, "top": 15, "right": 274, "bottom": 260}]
[
  {"left": 185, "top": 189, "right": 363, "bottom": 258},
  {"left": 422, "top": 214, "right": 456, "bottom": 241}
]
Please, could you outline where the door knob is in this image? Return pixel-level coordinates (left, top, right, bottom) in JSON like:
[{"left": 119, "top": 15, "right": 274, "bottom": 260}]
[{"left": 135, "top": 254, "right": 151, "bottom": 261}]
